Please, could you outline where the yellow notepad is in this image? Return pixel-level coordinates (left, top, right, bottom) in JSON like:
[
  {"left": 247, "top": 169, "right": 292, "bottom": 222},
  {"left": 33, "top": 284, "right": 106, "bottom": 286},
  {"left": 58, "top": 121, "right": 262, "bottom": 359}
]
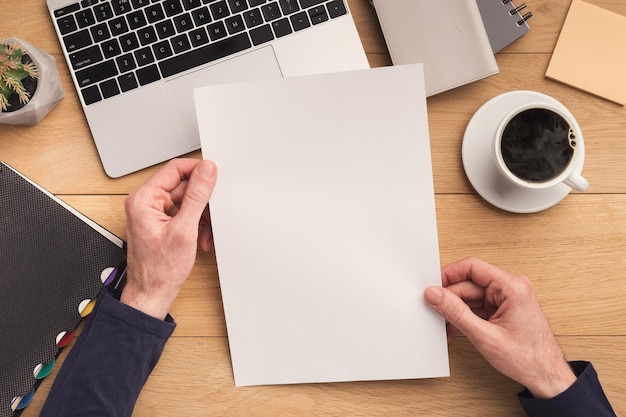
[{"left": 546, "top": 0, "right": 626, "bottom": 105}]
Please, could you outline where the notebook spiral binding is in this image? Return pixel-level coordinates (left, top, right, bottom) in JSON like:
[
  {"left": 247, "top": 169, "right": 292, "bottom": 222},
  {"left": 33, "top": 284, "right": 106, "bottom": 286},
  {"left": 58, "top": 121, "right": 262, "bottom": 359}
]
[
  {"left": 508, "top": 2, "right": 533, "bottom": 25},
  {"left": 477, "top": 0, "right": 533, "bottom": 53}
]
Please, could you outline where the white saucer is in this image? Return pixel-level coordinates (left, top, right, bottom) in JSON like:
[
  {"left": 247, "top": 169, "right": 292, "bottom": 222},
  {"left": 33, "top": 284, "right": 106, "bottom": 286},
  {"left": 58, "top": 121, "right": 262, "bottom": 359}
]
[{"left": 462, "top": 90, "right": 586, "bottom": 213}]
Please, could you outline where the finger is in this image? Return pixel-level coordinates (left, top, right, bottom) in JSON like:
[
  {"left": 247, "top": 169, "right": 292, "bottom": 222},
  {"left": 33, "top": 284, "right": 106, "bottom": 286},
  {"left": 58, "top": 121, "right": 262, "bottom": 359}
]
[
  {"left": 446, "top": 323, "right": 459, "bottom": 342},
  {"left": 198, "top": 224, "right": 213, "bottom": 252},
  {"left": 144, "top": 158, "right": 203, "bottom": 193},
  {"left": 175, "top": 160, "right": 217, "bottom": 227},
  {"left": 200, "top": 202, "right": 211, "bottom": 226},
  {"left": 442, "top": 257, "right": 514, "bottom": 288},
  {"left": 169, "top": 179, "right": 189, "bottom": 204},
  {"left": 445, "top": 280, "right": 485, "bottom": 303},
  {"left": 165, "top": 203, "right": 180, "bottom": 218},
  {"left": 424, "top": 286, "right": 489, "bottom": 339}
]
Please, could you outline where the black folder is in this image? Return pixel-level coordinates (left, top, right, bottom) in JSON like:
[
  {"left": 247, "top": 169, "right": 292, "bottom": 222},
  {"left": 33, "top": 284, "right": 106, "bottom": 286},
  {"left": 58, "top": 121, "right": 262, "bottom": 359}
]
[{"left": 0, "top": 162, "right": 123, "bottom": 417}]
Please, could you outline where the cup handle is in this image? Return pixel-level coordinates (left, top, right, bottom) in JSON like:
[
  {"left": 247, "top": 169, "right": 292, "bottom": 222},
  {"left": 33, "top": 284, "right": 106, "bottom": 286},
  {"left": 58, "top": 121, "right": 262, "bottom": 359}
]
[{"left": 564, "top": 172, "right": 589, "bottom": 192}]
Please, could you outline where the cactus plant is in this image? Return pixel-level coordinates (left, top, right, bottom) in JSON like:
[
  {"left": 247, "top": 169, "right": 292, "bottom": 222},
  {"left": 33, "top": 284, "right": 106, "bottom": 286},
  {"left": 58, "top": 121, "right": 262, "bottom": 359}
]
[{"left": 0, "top": 42, "right": 38, "bottom": 112}]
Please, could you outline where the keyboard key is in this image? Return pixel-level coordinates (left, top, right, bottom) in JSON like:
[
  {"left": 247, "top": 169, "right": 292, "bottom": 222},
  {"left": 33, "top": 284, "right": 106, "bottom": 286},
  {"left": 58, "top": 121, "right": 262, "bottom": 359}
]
[
  {"left": 131, "top": 0, "right": 151, "bottom": 7},
  {"left": 155, "top": 19, "right": 176, "bottom": 39},
  {"left": 191, "top": 6, "right": 211, "bottom": 25},
  {"left": 93, "top": 3, "right": 115, "bottom": 21},
  {"left": 243, "top": 8, "right": 263, "bottom": 28},
  {"left": 146, "top": 3, "right": 166, "bottom": 22},
  {"left": 69, "top": 45, "right": 103, "bottom": 70},
  {"left": 118, "top": 72, "right": 139, "bottom": 91},
  {"left": 136, "top": 64, "right": 161, "bottom": 85},
  {"left": 189, "top": 27, "right": 210, "bottom": 46},
  {"left": 279, "top": 0, "right": 299, "bottom": 14},
  {"left": 250, "top": 24, "right": 274, "bottom": 45},
  {"left": 173, "top": 13, "right": 194, "bottom": 32},
  {"left": 272, "top": 17, "right": 292, "bottom": 37},
  {"left": 207, "top": 21, "right": 227, "bottom": 40},
  {"left": 159, "top": 32, "right": 251, "bottom": 78},
  {"left": 209, "top": 1, "right": 230, "bottom": 20},
  {"left": 120, "top": 32, "right": 140, "bottom": 51},
  {"left": 225, "top": 14, "right": 245, "bottom": 34},
  {"left": 116, "top": 53, "right": 137, "bottom": 72},
  {"left": 228, "top": 0, "right": 248, "bottom": 13},
  {"left": 102, "top": 38, "right": 122, "bottom": 57},
  {"left": 57, "top": 15, "right": 78, "bottom": 35},
  {"left": 163, "top": 0, "right": 183, "bottom": 16},
  {"left": 127, "top": 10, "right": 148, "bottom": 29},
  {"left": 137, "top": 25, "right": 158, "bottom": 45},
  {"left": 81, "top": 85, "right": 102, "bottom": 105},
  {"left": 91, "top": 23, "right": 111, "bottom": 42},
  {"left": 109, "top": 16, "right": 130, "bottom": 35},
  {"left": 290, "top": 11, "right": 309, "bottom": 30},
  {"left": 308, "top": 6, "right": 328, "bottom": 24},
  {"left": 134, "top": 47, "right": 155, "bottom": 66},
  {"left": 326, "top": 0, "right": 346, "bottom": 18},
  {"left": 63, "top": 29, "right": 93, "bottom": 52},
  {"left": 54, "top": 3, "right": 80, "bottom": 18},
  {"left": 182, "top": 0, "right": 202, "bottom": 10},
  {"left": 100, "top": 78, "right": 120, "bottom": 98},
  {"left": 76, "top": 9, "right": 96, "bottom": 28},
  {"left": 171, "top": 34, "right": 192, "bottom": 53},
  {"left": 112, "top": 0, "right": 133, "bottom": 15},
  {"left": 153, "top": 40, "right": 173, "bottom": 59},
  {"left": 261, "top": 2, "right": 282, "bottom": 21},
  {"left": 81, "top": 0, "right": 100, "bottom": 7},
  {"left": 76, "top": 60, "right": 118, "bottom": 87},
  {"left": 249, "top": 0, "right": 266, "bottom": 5},
  {"left": 299, "top": 0, "right": 324, "bottom": 8}
]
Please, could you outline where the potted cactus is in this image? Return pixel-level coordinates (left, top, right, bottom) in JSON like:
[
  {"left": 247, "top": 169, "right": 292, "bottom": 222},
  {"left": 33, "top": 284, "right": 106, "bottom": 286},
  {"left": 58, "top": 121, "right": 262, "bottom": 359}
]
[{"left": 0, "top": 38, "right": 64, "bottom": 126}]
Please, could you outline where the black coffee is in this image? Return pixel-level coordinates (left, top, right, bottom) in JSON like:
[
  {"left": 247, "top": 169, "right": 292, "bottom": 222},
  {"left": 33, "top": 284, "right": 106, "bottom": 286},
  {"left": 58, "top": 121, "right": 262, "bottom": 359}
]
[{"left": 500, "top": 108, "right": 576, "bottom": 183}]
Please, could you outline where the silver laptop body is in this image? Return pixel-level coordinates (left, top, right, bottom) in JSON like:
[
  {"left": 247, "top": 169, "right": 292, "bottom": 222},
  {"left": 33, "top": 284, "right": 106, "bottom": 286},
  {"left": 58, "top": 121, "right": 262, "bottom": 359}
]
[{"left": 47, "top": 0, "right": 369, "bottom": 177}]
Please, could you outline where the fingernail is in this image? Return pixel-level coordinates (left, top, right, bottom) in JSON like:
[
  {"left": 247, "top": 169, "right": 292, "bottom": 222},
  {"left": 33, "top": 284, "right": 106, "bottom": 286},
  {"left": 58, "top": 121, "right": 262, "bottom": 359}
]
[
  {"left": 199, "top": 161, "right": 217, "bottom": 179},
  {"left": 424, "top": 287, "right": 443, "bottom": 305}
]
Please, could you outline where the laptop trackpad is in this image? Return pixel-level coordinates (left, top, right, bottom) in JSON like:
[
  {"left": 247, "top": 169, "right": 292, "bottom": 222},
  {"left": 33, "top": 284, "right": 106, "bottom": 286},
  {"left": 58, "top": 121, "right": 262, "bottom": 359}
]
[{"left": 165, "top": 46, "right": 283, "bottom": 148}]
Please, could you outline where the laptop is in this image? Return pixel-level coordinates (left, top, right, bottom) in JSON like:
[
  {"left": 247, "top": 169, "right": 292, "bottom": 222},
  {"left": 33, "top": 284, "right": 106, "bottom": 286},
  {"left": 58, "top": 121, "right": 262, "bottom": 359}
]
[{"left": 46, "top": 0, "right": 369, "bottom": 178}]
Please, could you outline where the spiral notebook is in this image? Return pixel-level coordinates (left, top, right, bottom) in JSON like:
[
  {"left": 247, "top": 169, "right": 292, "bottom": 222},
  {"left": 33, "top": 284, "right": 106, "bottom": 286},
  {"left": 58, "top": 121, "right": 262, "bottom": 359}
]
[
  {"left": 372, "top": 0, "right": 499, "bottom": 96},
  {"left": 0, "top": 162, "right": 124, "bottom": 417},
  {"left": 476, "top": 0, "right": 532, "bottom": 53}
]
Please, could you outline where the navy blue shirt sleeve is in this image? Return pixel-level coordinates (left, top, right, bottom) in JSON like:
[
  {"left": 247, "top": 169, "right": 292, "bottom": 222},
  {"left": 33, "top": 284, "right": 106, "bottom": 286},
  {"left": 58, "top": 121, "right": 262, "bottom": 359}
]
[
  {"left": 41, "top": 288, "right": 616, "bottom": 417},
  {"left": 518, "top": 361, "right": 616, "bottom": 417},
  {"left": 40, "top": 289, "right": 175, "bottom": 417}
]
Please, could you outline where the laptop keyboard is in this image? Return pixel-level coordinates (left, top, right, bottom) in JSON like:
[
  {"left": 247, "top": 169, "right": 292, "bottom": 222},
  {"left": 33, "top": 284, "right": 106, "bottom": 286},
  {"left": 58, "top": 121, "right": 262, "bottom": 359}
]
[{"left": 52, "top": 0, "right": 348, "bottom": 105}]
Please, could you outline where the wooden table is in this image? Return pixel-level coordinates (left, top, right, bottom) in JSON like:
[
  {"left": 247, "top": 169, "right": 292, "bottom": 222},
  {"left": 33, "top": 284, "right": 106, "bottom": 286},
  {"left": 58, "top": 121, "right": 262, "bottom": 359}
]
[{"left": 4, "top": 0, "right": 626, "bottom": 415}]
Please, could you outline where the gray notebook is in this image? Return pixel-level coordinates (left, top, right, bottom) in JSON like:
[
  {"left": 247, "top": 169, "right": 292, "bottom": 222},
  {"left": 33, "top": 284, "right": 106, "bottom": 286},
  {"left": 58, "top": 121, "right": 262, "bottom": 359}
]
[
  {"left": 477, "top": 0, "right": 532, "bottom": 53},
  {"left": 372, "top": 0, "right": 499, "bottom": 96}
]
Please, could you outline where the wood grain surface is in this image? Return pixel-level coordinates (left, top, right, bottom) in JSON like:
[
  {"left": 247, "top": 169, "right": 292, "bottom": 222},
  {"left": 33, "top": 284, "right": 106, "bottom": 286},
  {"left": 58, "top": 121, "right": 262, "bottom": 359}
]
[{"left": 3, "top": 0, "right": 625, "bottom": 416}]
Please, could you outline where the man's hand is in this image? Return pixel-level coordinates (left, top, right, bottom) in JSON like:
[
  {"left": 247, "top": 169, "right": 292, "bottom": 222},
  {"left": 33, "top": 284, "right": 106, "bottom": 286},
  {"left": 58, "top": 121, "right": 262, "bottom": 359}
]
[
  {"left": 424, "top": 257, "right": 577, "bottom": 399},
  {"left": 121, "top": 159, "right": 217, "bottom": 320}
]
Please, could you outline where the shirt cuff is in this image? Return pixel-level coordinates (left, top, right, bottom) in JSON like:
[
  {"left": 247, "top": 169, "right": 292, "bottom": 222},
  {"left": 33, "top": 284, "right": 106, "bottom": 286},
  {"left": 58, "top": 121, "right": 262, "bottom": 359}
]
[
  {"left": 518, "top": 361, "right": 616, "bottom": 417},
  {"left": 101, "top": 288, "right": 176, "bottom": 334}
]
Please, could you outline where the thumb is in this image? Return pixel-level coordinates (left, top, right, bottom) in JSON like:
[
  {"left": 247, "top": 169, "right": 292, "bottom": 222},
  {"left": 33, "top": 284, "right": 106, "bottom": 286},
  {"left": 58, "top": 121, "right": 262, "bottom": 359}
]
[
  {"left": 177, "top": 160, "right": 217, "bottom": 224},
  {"left": 424, "top": 286, "right": 486, "bottom": 338}
]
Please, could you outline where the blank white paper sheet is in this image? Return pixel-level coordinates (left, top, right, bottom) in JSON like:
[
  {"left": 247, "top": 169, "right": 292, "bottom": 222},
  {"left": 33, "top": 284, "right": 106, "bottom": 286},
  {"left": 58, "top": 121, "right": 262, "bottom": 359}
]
[{"left": 195, "top": 64, "right": 449, "bottom": 386}]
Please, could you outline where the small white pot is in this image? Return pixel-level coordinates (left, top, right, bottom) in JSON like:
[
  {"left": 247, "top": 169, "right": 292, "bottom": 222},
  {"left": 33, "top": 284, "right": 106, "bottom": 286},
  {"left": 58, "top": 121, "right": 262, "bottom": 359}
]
[{"left": 0, "top": 38, "right": 64, "bottom": 126}]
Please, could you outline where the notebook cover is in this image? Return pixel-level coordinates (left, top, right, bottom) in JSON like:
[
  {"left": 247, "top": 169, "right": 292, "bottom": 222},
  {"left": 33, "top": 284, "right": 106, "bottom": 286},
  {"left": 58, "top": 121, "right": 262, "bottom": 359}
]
[
  {"left": 0, "top": 162, "right": 124, "bottom": 417},
  {"left": 476, "top": 0, "right": 530, "bottom": 53},
  {"left": 546, "top": 0, "right": 626, "bottom": 106},
  {"left": 372, "top": 0, "right": 499, "bottom": 96}
]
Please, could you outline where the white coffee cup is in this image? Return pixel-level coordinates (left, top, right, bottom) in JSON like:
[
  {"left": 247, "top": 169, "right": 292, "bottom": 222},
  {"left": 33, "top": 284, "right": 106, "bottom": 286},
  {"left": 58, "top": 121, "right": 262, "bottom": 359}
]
[{"left": 494, "top": 103, "right": 589, "bottom": 192}]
